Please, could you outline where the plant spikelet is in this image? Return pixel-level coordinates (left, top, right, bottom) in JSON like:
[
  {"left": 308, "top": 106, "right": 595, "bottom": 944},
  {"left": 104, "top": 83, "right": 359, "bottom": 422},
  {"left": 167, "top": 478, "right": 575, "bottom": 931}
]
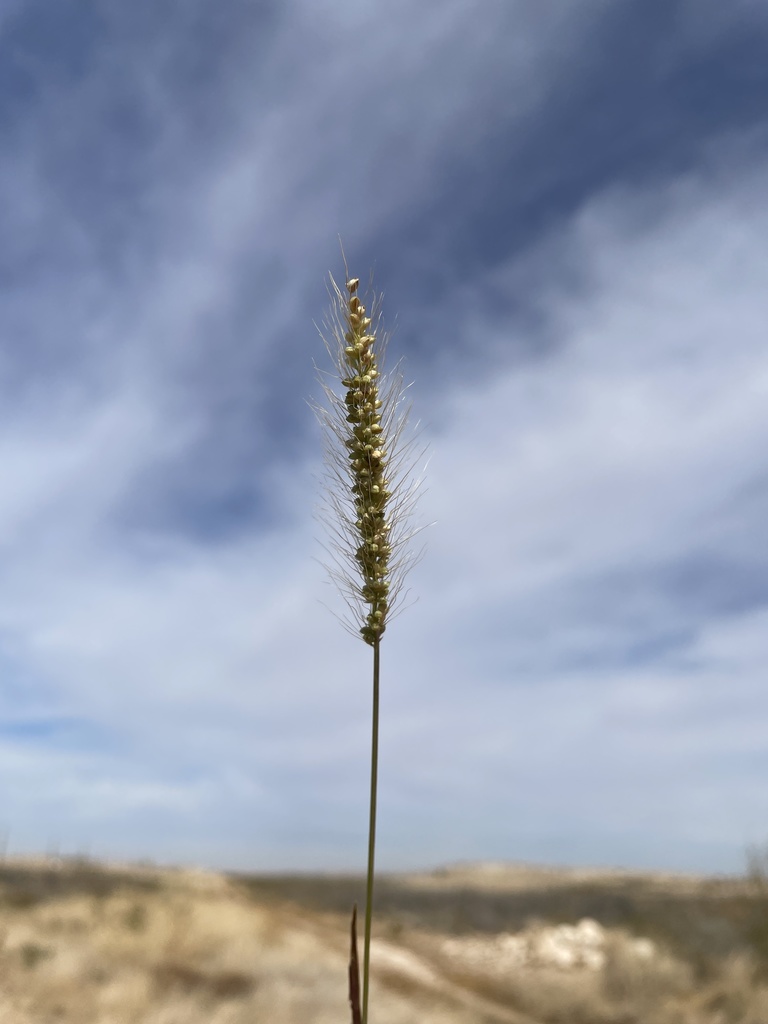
[{"left": 313, "top": 264, "right": 424, "bottom": 645}]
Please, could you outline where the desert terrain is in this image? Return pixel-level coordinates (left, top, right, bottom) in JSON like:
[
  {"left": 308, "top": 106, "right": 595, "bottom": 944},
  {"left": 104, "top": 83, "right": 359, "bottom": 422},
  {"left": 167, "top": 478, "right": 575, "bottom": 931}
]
[{"left": 0, "top": 854, "right": 767, "bottom": 1022}]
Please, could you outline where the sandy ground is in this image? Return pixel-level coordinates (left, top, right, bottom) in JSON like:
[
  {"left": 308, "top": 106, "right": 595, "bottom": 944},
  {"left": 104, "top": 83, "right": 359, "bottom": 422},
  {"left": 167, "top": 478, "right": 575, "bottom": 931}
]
[{"left": 0, "top": 856, "right": 766, "bottom": 1023}]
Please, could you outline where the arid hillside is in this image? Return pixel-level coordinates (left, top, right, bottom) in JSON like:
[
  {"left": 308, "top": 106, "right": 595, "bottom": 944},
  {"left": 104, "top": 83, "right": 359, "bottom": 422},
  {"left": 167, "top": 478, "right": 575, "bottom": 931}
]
[{"left": 1, "top": 855, "right": 768, "bottom": 1022}]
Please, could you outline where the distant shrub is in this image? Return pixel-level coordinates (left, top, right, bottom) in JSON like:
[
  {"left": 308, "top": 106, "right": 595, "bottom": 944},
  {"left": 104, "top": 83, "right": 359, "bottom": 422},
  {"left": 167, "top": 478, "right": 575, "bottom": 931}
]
[
  {"left": 3, "top": 889, "right": 42, "bottom": 910},
  {"left": 151, "top": 960, "right": 256, "bottom": 1001},
  {"left": 123, "top": 901, "right": 148, "bottom": 932},
  {"left": 19, "top": 941, "right": 53, "bottom": 970}
]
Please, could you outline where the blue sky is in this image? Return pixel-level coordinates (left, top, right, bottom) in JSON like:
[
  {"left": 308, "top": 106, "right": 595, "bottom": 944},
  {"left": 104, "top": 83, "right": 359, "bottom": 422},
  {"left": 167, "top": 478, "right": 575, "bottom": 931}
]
[{"left": 0, "top": 0, "right": 767, "bottom": 877}]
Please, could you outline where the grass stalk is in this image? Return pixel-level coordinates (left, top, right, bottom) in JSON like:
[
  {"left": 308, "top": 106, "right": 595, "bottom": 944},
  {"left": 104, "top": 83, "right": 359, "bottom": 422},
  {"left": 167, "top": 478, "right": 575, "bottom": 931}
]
[
  {"left": 313, "top": 253, "right": 426, "bottom": 1024},
  {"left": 349, "top": 904, "right": 362, "bottom": 1024},
  {"left": 362, "top": 637, "right": 380, "bottom": 1022}
]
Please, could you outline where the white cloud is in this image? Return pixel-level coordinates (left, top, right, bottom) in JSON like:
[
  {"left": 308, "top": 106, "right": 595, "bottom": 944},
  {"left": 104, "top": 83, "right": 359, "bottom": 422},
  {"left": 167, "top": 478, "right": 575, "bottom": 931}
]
[{"left": 420, "top": 152, "right": 768, "bottom": 617}]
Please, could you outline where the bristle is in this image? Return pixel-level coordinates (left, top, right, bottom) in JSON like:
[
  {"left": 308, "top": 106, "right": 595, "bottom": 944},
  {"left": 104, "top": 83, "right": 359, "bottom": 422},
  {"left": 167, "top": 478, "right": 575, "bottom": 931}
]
[{"left": 313, "top": 268, "right": 426, "bottom": 647}]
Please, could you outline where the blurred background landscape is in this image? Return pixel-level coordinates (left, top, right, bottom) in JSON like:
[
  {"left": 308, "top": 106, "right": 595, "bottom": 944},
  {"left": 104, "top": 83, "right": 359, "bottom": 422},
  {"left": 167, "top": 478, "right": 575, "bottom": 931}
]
[
  {"left": 3, "top": 853, "right": 768, "bottom": 1021},
  {"left": 2, "top": 3, "right": 767, "bottom": 1018}
]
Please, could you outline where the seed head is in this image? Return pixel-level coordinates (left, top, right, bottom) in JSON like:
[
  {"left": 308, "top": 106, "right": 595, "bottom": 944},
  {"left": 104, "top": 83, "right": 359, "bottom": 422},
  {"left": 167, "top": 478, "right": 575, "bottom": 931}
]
[{"left": 312, "top": 266, "right": 425, "bottom": 645}]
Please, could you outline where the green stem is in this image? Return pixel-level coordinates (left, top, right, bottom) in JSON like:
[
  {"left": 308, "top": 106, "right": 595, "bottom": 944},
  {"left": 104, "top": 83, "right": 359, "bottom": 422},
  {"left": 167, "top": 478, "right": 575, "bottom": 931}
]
[{"left": 362, "top": 637, "right": 380, "bottom": 1024}]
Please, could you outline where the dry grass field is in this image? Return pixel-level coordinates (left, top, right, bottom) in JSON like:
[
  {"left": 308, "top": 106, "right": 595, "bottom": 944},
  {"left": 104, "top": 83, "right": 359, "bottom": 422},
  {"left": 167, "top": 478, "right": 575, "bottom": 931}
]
[{"left": 1, "top": 855, "right": 768, "bottom": 1022}]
